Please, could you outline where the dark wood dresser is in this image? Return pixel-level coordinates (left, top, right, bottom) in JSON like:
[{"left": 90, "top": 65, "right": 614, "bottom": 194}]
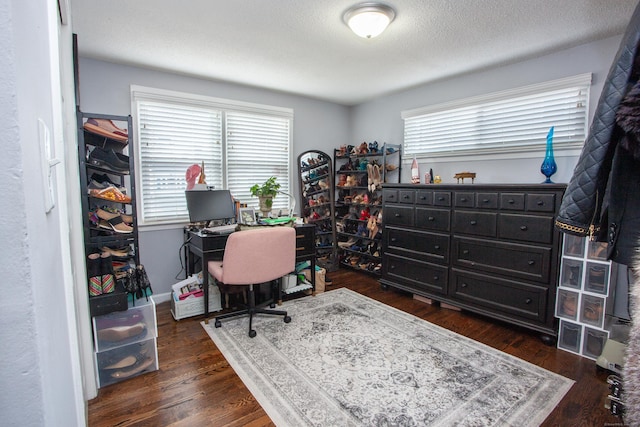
[{"left": 380, "top": 183, "right": 566, "bottom": 342}]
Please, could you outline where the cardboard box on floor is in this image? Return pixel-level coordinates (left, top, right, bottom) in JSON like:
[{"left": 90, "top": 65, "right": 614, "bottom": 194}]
[{"left": 303, "top": 267, "right": 326, "bottom": 293}]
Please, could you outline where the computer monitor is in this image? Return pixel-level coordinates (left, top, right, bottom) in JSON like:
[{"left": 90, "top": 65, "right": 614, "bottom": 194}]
[{"left": 185, "top": 190, "right": 235, "bottom": 224}]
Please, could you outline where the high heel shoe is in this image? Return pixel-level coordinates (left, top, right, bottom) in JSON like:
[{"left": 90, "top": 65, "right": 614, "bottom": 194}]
[{"left": 136, "top": 265, "right": 152, "bottom": 301}]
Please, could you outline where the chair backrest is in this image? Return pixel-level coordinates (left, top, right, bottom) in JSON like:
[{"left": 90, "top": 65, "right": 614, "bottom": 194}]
[{"left": 219, "top": 226, "right": 296, "bottom": 285}]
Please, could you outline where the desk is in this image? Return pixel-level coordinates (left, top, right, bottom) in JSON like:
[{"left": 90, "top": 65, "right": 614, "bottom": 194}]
[{"left": 184, "top": 224, "right": 316, "bottom": 321}]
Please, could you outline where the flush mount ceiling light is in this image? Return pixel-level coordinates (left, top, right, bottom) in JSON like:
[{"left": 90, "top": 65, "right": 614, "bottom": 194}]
[{"left": 343, "top": 2, "right": 396, "bottom": 39}]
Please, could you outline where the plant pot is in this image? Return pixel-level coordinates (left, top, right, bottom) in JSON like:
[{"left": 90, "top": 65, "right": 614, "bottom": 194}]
[{"left": 258, "top": 195, "right": 273, "bottom": 215}]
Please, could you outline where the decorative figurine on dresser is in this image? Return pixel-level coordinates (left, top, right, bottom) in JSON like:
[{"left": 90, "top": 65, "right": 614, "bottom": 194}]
[
  {"left": 334, "top": 142, "right": 401, "bottom": 275},
  {"left": 298, "top": 150, "right": 338, "bottom": 271}
]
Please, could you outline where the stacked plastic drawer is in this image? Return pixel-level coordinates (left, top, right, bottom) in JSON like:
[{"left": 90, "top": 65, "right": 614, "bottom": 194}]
[{"left": 92, "top": 297, "right": 158, "bottom": 387}]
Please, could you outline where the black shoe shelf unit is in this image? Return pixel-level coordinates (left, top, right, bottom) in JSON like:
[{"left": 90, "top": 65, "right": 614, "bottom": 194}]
[
  {"left": 333, "top": 142, "right": 401, "bottom": 275},
  {"left": 297, "top": 150, "right": 338, "bottom": 272},
  {"left": 76, "top": 109, "right": 158, "bottom": 387}
]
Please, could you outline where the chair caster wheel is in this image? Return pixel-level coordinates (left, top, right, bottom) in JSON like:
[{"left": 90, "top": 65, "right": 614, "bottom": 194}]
[
  {"left": 214, "top": 320, "right": 222, "bottom": 328},
  {"left": 249, "top": 330, "right": 257, "bottom": 338},
  {"left": 284, "top": 315, "right": 292, "bottom": 323}
]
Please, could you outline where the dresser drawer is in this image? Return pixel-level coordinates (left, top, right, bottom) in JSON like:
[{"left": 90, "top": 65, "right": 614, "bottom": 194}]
[
  {"left": 385, "top": 253, "right": 448, "bottom": 295},
  {"left": 399, "top": 190, "right": 416, "bottom": 204},
  {"left": 385, "top": 205, "right": 415, "bottom": 227},
  {"left": 415, "top": 207, "right": 451, "bottom": 232},
  {"left": 455, "top": 192, "right": 475, "bottom": 208},
  {"left": 452, "top": 237, "right": 551, "bottom": 283},
  {"left": 433, "top": 191, "right": 452, "bottom": 207},
  {"left": 500, "top": 193, "right": 525, "bottom": 210},
  {"left": 451, "top": 269, "right": 548, "bottom": 323},
  {"left": 498, "top": 213, "right": 555, "bottom": 244},
  {"left": 453, "top": 211, "right": 497, "bottom": 237},
  {"left": 386, "top": 227, "right": 449, "bottom": 263},
  {"left": 416, "top": 190, "right": 433, "bottom": 205},
  {"left": 476, "top": 192, "right": 498, "bottom": 209},
  {"left": 383, "top": 189, "right": 399, "bottom": 204},
  {"left": 526, "top": 193, "right": 556, "bottom": 213}
]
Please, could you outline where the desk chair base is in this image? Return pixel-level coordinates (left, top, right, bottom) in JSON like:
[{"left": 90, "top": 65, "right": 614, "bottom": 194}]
[{"left": 213, "top": 283, "right": 291, "bottom": 338}]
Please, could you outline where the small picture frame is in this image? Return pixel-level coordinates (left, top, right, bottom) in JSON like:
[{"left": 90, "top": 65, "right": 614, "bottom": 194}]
[{"left": 239, "top": 208, "right": 256, "bottom": 225}]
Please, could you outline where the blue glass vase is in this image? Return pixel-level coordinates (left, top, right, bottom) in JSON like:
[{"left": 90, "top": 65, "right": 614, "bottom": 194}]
[{"left": 540, "top": 127, "right": 557, "bottom": 183}]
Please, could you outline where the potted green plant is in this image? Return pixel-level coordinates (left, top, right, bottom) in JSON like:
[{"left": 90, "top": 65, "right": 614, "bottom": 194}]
[{"left": 250, "top": 176, "right": 281, "bottom": 215}]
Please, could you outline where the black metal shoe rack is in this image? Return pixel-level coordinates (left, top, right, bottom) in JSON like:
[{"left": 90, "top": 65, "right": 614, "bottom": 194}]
[
  {"left": 333, "top": 143, "right": 401, "bottom": 276},
  {"left": 77, "top": 109, "right": 140, "bottom": 317},
  {"left": 297, "top": 150, "right": 338, "bottom": 272}
]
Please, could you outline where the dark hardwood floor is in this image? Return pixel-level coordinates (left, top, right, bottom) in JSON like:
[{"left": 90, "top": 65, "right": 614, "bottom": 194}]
[{"left": 88, "top": 270, "right": 623, "bottom": 426}]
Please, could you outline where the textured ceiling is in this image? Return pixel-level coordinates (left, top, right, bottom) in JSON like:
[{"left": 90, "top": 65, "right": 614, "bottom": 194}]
[{"left": 71, "top": 0, "right": 638, "bottom": 106}]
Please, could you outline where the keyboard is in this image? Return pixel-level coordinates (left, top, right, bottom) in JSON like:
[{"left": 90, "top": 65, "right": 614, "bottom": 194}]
[{"left": 201, "top": 224, "right": 238, "bottom": 235}]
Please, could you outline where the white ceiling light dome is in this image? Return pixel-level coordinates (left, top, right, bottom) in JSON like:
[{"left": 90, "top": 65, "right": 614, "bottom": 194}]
[{"left": 343, "top": 2, "right": 396, "bottom": 39}]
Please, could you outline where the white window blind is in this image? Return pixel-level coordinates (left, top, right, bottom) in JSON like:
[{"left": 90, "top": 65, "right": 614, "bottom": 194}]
[
  {"left": 131, "top": 86, "right": 292, "bottom": 226},
  {"left": 402, "top": 74, "right": 592, "bottom": 158},
  {"left": 226, "top": 112, "right": 291, "bottom": 211}
]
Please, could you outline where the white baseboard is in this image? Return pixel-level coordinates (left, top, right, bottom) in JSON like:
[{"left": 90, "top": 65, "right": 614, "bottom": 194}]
[{"left": 151, "top": 292, "right": 172, "bottom": 304}]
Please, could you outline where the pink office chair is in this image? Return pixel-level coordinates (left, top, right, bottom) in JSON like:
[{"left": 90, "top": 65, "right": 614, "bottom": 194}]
[{"left": 208, "top": 226, "right": 296, "bottom": 337}]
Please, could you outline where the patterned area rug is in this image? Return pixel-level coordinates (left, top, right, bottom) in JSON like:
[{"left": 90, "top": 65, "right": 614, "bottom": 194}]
[{"left": 201, "top": 288, "right": 573, "bottom": 426}]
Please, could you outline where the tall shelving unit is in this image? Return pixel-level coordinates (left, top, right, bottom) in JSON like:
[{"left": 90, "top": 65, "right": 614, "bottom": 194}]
[
  {"left": 555, "top": 234, "right": 617, "bottom": 360},
  {"left": 333, "top": 142, "right": 401, "bottom": 275},
  {"left": 298, "top": 150, "right": 338, "bottom": 271},
  {"left": 77, "top": 109, "right": 158, "bottom": 387}
]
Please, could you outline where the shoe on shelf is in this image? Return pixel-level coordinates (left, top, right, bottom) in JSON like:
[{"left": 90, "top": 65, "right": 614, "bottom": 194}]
[
  {"left": 83, "top": 118, "right": 128, "bottom": 143},
  {"left": 100, "top": 252, "right": 116, "bottom": 294},
  {"left": 95, "top": 208, "right": 133, "bottom": 233},
  {"left": 87, "top": 253, "right": 102, "bottom": 296},
  {"left": 89, "top": 185, "right": 132, "bottom": 203},
  {"left": 110, "top": 356, "right": 154, "bottom": 379},
  {"left": 88, "top": 147, "right": 129, "bottom": 174},
  {"left": 97, "top": 322, "right": 146, "bottom": 342}
]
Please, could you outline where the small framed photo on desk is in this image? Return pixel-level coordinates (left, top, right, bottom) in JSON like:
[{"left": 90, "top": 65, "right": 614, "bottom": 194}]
[{"left": 239, "top": 208, "right": 256, "bottom": 225}]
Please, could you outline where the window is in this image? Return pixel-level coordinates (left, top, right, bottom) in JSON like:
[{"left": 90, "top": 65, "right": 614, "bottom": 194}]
[
  {"left": 131, "top": 86, "right": 293, "bottom": 226},
  {"left": 402, "top": 74, "right": 591, "bottom": 158}
]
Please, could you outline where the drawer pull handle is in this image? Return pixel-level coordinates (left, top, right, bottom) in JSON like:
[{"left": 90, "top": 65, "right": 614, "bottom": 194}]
[
  {"left": 419, "top": 196, "right": 426, "bottom": 200},
  {"left": 434, "top": 245, "right": 440, "bottom": 250},
  {"left": 537, "top": 200, "right": 544, "bottom": 206},
  {"left": 438, "top": 197, "right": 445, "bottom": 201},
  {"left": 403, "top": 195, "right": 410, "bottom": 199},
  {"left": 460, "top": 197, "right": 467, "bottom": 202},
  {"left": 508, "top": 199, "right": 515, "bottom": 204},
  {"left": 470, "top": 220, "right": 477, "bottom": 225},
  {"left": 525, "top": 298, "right": 532, "bottom": 304},
  {"left": 428, "top": 216, "right": 435, "bottom": 221},
  {"left": 433, "top": 275, "right": 439, "bottom": 280},
  {"left": 390, "top": 265, "right": 396, "bottom": 270},
  {"left": 462, "top": 249, "right": 469, "bottom": 255},
  {"left": 528, "top": 260, "right": 534, "bottom": 265},
  {"left": 461, "top": 283, "right": 468, "bottom": 288},
  {"left": 395, "top": 213, "right": 401, "bottom": 218},
  {"left": 520, "top": 225, "right": 528, "bottom": 231},
  {"left": 391, "top": 237, "right": 397, "bottom": 242},
  {"left": 482, "top": 198, "right": 489, "bottom": 203}
]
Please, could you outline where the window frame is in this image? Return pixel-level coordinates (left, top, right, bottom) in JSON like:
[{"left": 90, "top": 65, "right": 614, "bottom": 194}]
[{"left": 130, "top": 85, "right": 293, "bottom": 228}]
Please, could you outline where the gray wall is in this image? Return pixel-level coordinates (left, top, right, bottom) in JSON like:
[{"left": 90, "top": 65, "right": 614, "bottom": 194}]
[
  {"left": 78, "top": 58, "right": 350, "bottom": 297},
  {"left": 350, "top": 35, "right": 623, "bottom": 185}
]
